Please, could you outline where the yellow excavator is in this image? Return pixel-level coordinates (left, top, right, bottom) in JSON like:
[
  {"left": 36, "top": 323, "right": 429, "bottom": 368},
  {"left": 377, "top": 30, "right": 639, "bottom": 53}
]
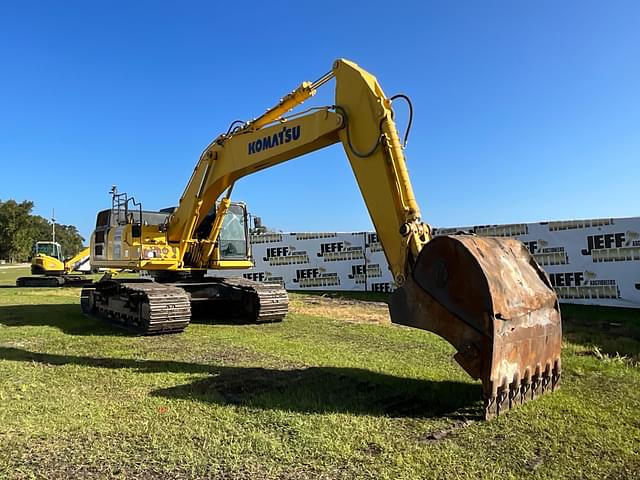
[
  {"left": 16, "top": 242, "right": 91, "bottom": 287},
  {"left": 82, "top": 59, "right": 562, "bottom": 419}
]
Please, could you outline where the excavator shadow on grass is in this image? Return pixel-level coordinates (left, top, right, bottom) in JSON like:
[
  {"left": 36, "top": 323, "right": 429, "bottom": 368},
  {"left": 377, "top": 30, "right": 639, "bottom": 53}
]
[
  {"left": 0, "top": 345, "right": 483, "bottom": 419},
  {"left": 152, "top": 365, "right": 483, "bottom": 419},
  {"left": 0, "top": 304, "right": 125, "bottom": 336},
  {"left": 0, "top": 303, "right": 283, "bottom": 336}
]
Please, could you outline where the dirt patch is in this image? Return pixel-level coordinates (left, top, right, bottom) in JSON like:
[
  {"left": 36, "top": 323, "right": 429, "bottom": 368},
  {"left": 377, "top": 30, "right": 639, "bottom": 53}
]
[
  {"left": 139, "top": 337, "right": 267, "bottom": 366},
  {"left": 362, "top": 442, "right": 383, "bottom": 456},
  {"left": 290, "top": 294, "right": 390, "bottom": 325},
  {"left": 418, "top": 418, "right": 475, "bottom": 443},
  {"left": 191, "top": 347, "right": 305, "bottom": 371}
]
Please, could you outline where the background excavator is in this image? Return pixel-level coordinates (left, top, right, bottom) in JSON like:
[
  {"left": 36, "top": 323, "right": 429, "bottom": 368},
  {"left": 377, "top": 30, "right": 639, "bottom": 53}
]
[
  {"left": 82, "top": 59, "right": 562, "bottom": 419},
  {"left": 16, "top": 241, "right": 91, "bottom": 287}
]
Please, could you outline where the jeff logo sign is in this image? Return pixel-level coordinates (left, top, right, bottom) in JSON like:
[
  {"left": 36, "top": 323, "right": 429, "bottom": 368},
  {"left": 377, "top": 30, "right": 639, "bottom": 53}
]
[{"left": 581, "top": 231, "right": 640, "bottom": 262}]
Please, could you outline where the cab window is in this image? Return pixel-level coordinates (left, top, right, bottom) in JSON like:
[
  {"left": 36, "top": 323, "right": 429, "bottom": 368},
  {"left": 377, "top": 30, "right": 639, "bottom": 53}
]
[
  {"left": 35, "top": 243, "right": 62, "bottom": 260},
  {"left": 218, "top": 204, "right": 248, "bottom": 259}
]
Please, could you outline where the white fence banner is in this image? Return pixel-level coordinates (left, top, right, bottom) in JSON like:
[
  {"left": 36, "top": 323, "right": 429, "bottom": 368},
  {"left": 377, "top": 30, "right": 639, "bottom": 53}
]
[{"left": 210, "top": 217, "right": 640, "bottom": 308}]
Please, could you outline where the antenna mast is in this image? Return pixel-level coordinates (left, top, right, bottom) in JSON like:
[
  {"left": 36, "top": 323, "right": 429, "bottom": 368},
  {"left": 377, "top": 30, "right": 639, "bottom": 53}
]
[{"left": 52, "top": 208, "right": 56, "bottom": 243}]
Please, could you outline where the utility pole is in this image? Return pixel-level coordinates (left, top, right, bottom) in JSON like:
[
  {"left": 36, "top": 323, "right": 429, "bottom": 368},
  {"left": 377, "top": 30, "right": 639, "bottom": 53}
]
[{"left": 52, "top": 208, "right": 56, "bottom": 243}]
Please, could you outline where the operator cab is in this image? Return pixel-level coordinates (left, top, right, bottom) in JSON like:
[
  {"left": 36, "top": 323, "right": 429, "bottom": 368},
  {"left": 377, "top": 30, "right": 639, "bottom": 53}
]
[
  {"left": 217, "top": 203, "right": 249, "bottom": 259},
  {"left": 33, "top": 241, "right": 63, "bottom": 261},
  {"left": 92, "top": 201, "right": 250, "bottom": 262},
  {"left": 193, "top": 201, "right": 250, "bottom": 259}
]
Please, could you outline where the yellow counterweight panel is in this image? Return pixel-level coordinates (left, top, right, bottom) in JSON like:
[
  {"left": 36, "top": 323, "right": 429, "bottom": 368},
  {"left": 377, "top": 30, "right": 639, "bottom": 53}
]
[{"left": 32, "top": 254, "right": 65, "bottom": 274}]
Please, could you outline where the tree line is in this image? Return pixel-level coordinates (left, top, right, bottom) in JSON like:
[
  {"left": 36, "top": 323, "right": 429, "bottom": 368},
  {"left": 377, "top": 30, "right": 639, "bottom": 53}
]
[{"left": 0, "top": 199, "right": 85, "bottom": 263}]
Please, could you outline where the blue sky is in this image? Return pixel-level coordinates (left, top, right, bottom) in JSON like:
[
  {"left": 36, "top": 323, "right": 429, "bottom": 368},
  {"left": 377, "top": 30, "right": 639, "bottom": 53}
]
[{"left": 1, "top": 1, "right": 638, "bottom": 241}]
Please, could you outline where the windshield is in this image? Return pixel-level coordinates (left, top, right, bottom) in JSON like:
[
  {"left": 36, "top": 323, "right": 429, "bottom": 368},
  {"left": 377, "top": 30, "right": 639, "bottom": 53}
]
[
  {"left": 35, "top": 242, "right": 62, "bottom": 260},
  {"left": 218, "top": 204, "right": 247, "bottom": 259}
]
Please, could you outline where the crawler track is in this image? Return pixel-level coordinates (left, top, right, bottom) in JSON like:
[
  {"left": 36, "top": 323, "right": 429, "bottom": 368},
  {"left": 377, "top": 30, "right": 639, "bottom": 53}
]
[
  {"left": 16, "top": 275, "right": 93, "bottom": 288},
  {"left": 17, "top": 276, "right": 64, "bottom": 287},
  {"left": 81, "top": 281, "right": 191, "bottom": 334},
  {"left": 217, "top": 277, "right": 289, "bottom": 323},
  {"left": 80, "top": 276, "right": 288, "bottom": 334}
]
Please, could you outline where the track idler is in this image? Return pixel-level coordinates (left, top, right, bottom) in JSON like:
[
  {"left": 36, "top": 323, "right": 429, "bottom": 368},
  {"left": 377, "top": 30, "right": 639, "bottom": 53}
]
[{"left": 389, "top": 235, "right": 562, "bottom": 420}]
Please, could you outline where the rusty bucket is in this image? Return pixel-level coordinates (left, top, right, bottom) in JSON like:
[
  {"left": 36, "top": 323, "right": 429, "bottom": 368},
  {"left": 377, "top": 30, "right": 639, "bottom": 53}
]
[{"left": 389, "top": 235, "right": 562, "bottom": 419}]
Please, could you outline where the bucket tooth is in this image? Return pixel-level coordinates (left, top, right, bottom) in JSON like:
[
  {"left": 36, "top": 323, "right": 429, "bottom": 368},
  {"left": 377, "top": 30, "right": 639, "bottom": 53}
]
[
  {"left": 520, "top": 381, "right": 531, "bottom": 406},
  {"left": 389, "top": 235, "right": 562, "bottom": 420},
  {"left": 552, "top": 360, "right": 562, "bottom": 392},
  {"left": 541, "top": 368, "right": 551, "bottom": 394},
  {"left": 508, "top": 381, "right": 520, "bottom": 409},
  {"left": 531, "top": 376, "right": 542, "bottom": 400},
  {"left": 485, "top": 396, "right": 497, "bottom": 421},
  {"left": 496, "top": 389, "right": 510, "bottom": 416}
]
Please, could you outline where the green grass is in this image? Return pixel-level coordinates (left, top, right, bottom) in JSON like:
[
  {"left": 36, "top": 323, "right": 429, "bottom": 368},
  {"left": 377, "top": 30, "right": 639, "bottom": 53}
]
[
  {"left": 291, "top": 289, "right": 389, "bottom": 303},
  {"left": 0, "top": 267, "right": 639, "bottom": 479}
]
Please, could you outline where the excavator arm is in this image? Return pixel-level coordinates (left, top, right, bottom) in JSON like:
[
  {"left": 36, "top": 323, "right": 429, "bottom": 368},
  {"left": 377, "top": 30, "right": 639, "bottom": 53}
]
[
  {"left": 63, "top": 247, "right": 91, "bottom": 274},
  {"left": 168, "top": 60, "right": 429, "bottom": 281},
  {"left": 162, "top": 59, "right": 562, "bottom": 419}
]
